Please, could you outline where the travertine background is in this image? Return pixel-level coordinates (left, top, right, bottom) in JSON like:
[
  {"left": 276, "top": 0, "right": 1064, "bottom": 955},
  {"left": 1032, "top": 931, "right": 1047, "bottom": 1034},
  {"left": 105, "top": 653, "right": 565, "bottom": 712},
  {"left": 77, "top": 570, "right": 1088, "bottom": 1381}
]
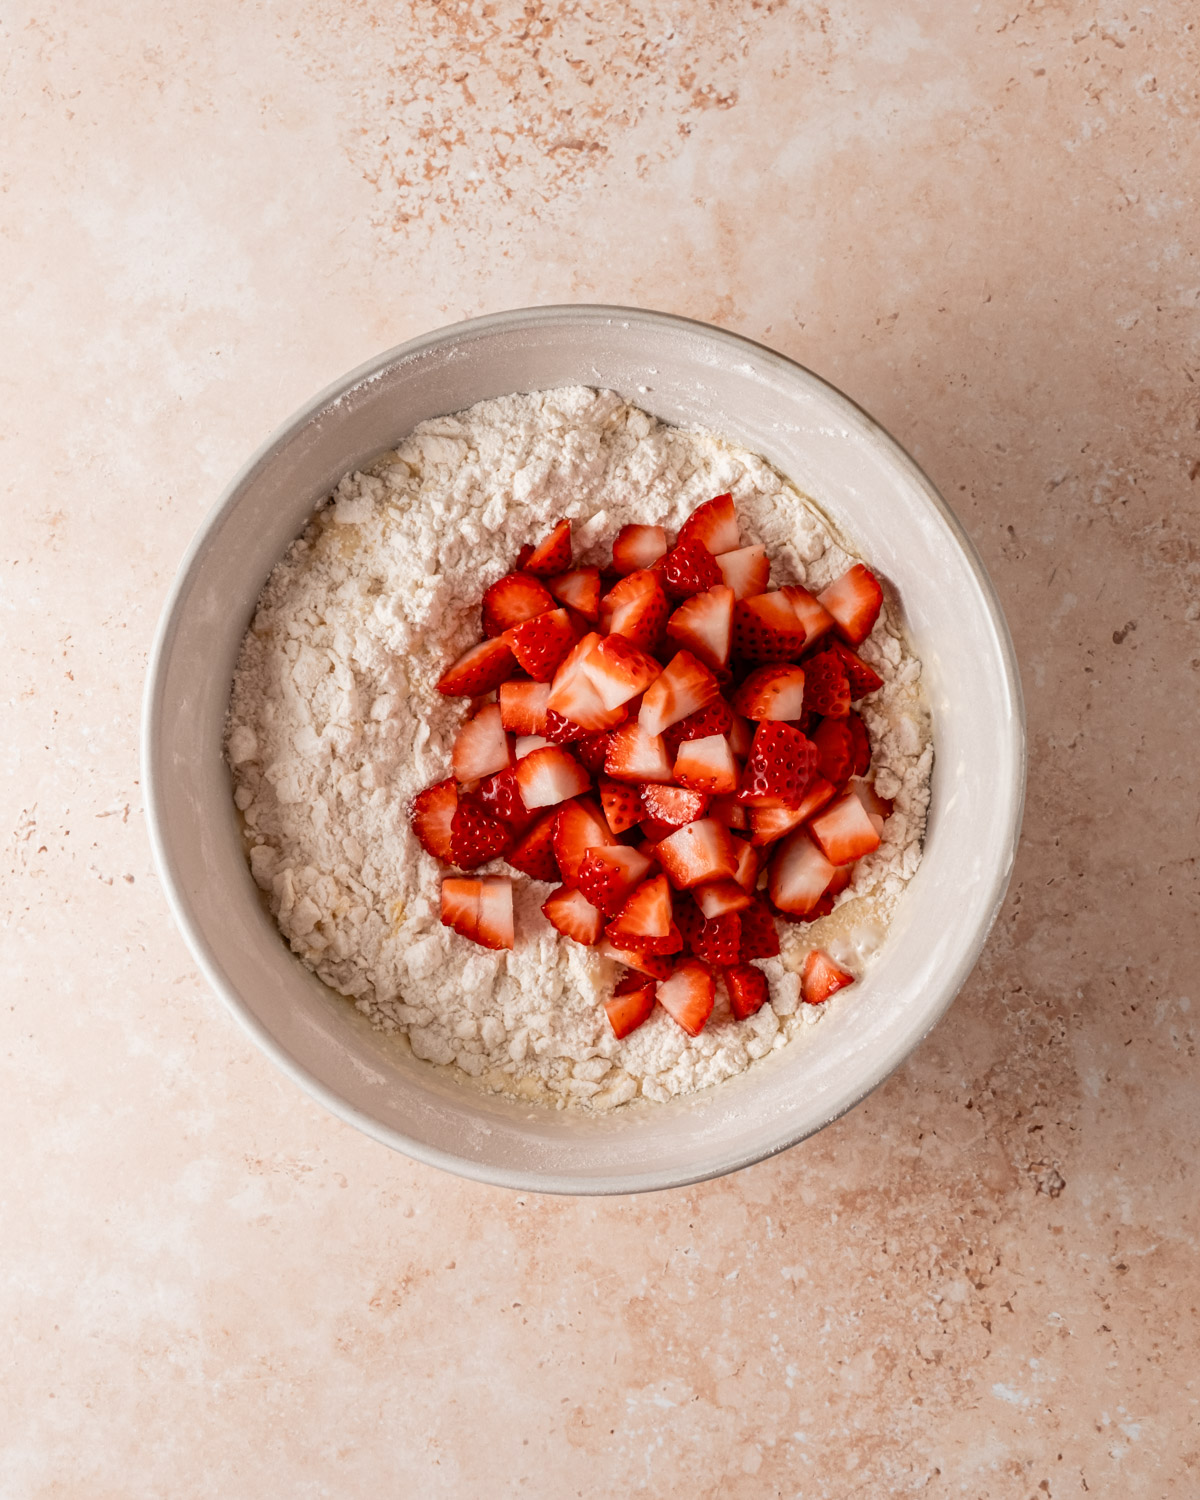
[{"left": 2, "top": 2, "right": 1197, "bottom": 1495}]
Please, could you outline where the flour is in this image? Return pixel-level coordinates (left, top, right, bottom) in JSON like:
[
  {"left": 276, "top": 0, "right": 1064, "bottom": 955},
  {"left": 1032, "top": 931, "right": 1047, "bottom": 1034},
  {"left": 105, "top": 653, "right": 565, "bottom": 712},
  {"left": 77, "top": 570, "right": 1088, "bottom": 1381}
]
[{"left": 225, "top": 387, "right": 932, "bottom": 1110}]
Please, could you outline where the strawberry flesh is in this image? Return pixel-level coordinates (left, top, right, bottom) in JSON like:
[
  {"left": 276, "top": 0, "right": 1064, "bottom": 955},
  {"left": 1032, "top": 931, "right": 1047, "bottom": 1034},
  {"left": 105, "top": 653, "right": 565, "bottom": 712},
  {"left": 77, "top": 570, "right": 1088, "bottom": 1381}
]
[
  {"left": 437, "top": 637, "right": 518, "bottom": 696},
  {"left": 725, "top": 963, "right": 769, "bottom": 1020},
  {"left": 656, "top": 959, "right": 716, "bottom": 1036},
  {"left": 605, "top": 976, "right": 657, "bottom": 1038},
  {"left": 410, "top": 778, "right": 459, "bottom": 862},
  {"left": 503, "top": 608, "right": 578, "bottom": 682},
  {"left": 801, "top": 948, "right": 856, "bottom": 1005},
  {"left": 679, "top": 493, "right": 740, "bottom": 555},
  {"left": 738, "top": 720, "right": 818, "bottom": 808},
  {"left": 524, "top": 519, "right": 573, "bottom": 576},
  {"left": 612, "top": 524, "right": 668, "bottom": 574},
  {"left": 661, "top": 538, "right": 723, "bottom": 599},
  {"left": 482, "top": 572, "right": 555, "bottom": 637}
]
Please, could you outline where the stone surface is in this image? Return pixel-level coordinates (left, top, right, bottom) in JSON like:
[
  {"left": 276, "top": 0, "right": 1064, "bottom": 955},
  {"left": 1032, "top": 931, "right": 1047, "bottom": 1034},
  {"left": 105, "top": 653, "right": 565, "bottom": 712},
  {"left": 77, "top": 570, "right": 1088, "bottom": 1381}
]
[{"left": 2, "top": 3, "right": 1198, "bottom": 1495}]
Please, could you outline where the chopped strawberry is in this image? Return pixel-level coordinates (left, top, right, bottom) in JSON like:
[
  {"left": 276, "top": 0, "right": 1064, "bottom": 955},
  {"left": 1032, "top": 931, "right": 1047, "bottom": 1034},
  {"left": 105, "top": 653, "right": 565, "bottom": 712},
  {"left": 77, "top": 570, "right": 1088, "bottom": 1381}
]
[
  {"left": 503, "top": 608, "right": 578, "bottom": 682},
  {"left": 603, "top": 569, "right": 670, "bottom": 652},
  {"left": 818, "top": 563, "right": 883, "bottom": 645},
  {"left": 656, "top": 959, "right": 716, "bottom": 1036},
  {"left": 780, "top": 584, "right": 836, "bottom": 648},
  {"left": 808, "top": 789, "right": 883, "bottom": 865},
  {"left": 603, "top": 721, "right": 674, "bottom": 784},
  {"left": 499, "top": 679, "right": 550, "bottom": 735},
  {"left": 709, "top": 793, "right": 749, "bottom": 830},
  {"left": 442, "top": 877, "right": 514, "bottom": 948},
  {"left": 665, "top": 584, "right": 734, "bottom": 670},
  {"left": 738, "top": 721, "right": 818, "bottom": 808},
  {"left": 801, "top": 948, "right": 855, "bottom": 1005},
  {"left": 731, "top": 664, "right": 807, "bottom": 722},
  {"left": 552, "top": 797, "right": 618, "bottom": 883},
  {"left": 655, "top": 818, "right": 739, "bottom": 889},
  {"left": 811, "top": 717, "right": 856, "bottom": 786},
  {"left": 596, "top": 937, "right": 676, "bottom": 980},
  {"left": 679, "top": 494, "right": 740, "bottom": 555},
  {"left": 476, "top": 766, "right": 536, "bottom": 830},
  {"left": 714, "top": 544, "right": 770, "bottom": 601},
  {"left": 449, "top": 800, "right": 512, "bottom": 869},
  {"left": 524, "top": 519, "right": 573, "bottom": 576},
  {"left": 436, "top": 637, "right": 518, "bottom": 696},
  {"left": 662, "top": 697, "right": 734, "bottom": 756},
  {"left": 673, "top": 734, "right": 739, "bottom": 795},
  {"left": 687, "top": 910, "right": 742, "bottom": 965},
  {"left": 514, "top": 734, "right": 553, "bottom": 759},
  {"left": 639, "top": 650, "right": 721, "bottom": 738},
  {"left": 612, "top": 524, "right": 669, "bottom": 575},
  {"left": 727, "top": 711, "right": 754, "bottom": 759},
  {"left": 571, "top": 731, "right": 612, "bottom": 774},
  {"left": 541, "top": 884, "right": 605, "bottom": 945},
  {"left": 737, "top": 897, "right": 781, "bottom": 959},
  {"left": 513, "top": 745, "right": 592, "bottom": 810},
  {"left": 452, "top": 703, "right": 513, "bottom": 782},
  {"left": 577, "top": 845, "right": 655, "bottom": 916},
  {"left": 730, "top": 837, "right": 762, "bottom": 894},
  {"left": 767, "top": 829, "right": 836, "bottom": 916},
  {"left": 824, "top": 638, "right": 884, "bottom": 697},
  {"left": 410, "top": 778, "right": 458, "bottom": 862},
  {"left": 583, "top": 634, "right": 663, "bottom": 709},
  {"left": 440, "top": 877, "right": 480, "bottom": 942},
  {"left": 543, "top": 709, "right": 587, "bottom": 744},
  {"left": 846, "top": 711, "right": 871, "bottom": 777},
  {"left": 482, "top": 572, "right": 555, "bottom": 637},
  {"left": 545, "top": 632, "right": 628, "bottom": 732},
  {"left": 661, "top": 538, "right": 723, "bottom": 599},
  {"left": 802, "top": 650, "right": 851, "bottom": 718},
  {"left": 640, "top": 784, "right": 710, "bottom": 828},
  {"left": 607, "top": 873, "right": 680, "bottom": 951},
  {"left": 747, "top": 800, "right": 806, "bottom": 847},
  {"left": 605, "top": 975, "right": 657, "bottom": 1038},
  {"left": 514, "top": 543, "right": 535, "bottom": 570},
  {"left": 725, "top": 964, "right": 769, "bottom": 1020},
  {"left": 848, "top": 777, "right": 893, "bottom": 830},
  {"left": 731, "top": 591, "right": 808, "bottom": 663},
  {"left": 547, "top": 567, "right": 601, "bottom": 620},
  {"left": 504, "top": 808, "right": 561, "bottom": 881},
  {"left": 694, "top": 878, "right": 752, "bottom": 918},
  {"left": 598, "top": 776, "right": 643, "bottom": 835}
]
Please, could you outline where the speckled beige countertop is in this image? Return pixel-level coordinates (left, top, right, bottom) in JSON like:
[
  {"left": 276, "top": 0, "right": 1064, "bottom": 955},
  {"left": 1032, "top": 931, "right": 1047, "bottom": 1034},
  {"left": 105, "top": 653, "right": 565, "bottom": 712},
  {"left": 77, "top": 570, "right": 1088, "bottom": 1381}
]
[{"left": 3, "top": 4, "right": 1198, "bottom": 1495}]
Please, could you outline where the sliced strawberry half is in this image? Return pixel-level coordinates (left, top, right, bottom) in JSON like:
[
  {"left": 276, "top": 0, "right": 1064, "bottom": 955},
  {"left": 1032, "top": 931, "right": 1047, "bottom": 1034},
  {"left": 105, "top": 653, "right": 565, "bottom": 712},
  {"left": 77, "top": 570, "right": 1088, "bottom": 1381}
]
[
  {"left": 577, "top": 845, "right": 655, "bottom": 916},
  {"left": 673, "top": 734, "right": 739, "bottom": 795},
  {"left": 714, "top": 544, "right": 769, "bottom": 601},
  {"left": 818, "top": 563, "right": 883, "bottom": 645},
  {"left": 598, "top": 776, "right": 643, "bottom": 835},
  {"left": 612, "top": 523, "right": 668, "bottom": 575},
  {"left": 541, "top": 884, "right": 605, "bottom": 945},
  {"left": 452, "top": 702, "right": 513, "bottom": 782},
  {"left": 694, "top": 877, "right": 752, "bottom": 918},
  {"left": 738, "top": 721, "right": 818, "bottom": 808},
  {"left": 802, "top": 650, "right": 851, "bottom": 718},
  {"left": 513, "top": 745, "right": 592, "bottom": 810},
  {"left": 655, "top": 817, "right": 739, "bottom": 889},
  {"left": 767, "top": 829, "right": 836, "bottom": 916},
  {"left": 449, "top": 800, "right": 512, "bottom": 869},
  {"left": 732, "top": 664, "right": 807, "bottom": 722},
  {"left": 810, "top": 717, "right": 856, "bottom": 786},
  {"left": 640, "top": 784, "right": 710, "bottom": 828},
  {"left": 780, "top": 584, "right": 836, "bottom": 648},
  {"left": 603, "top": 569, "right": 670, "bottom": 652},
  {"left": 731, "top": 591, "right": 808, "bottom": 663},
  {"left": 476, "top": 766, "right": 536, "bottom": 831},
  {"left": 504, "top": 807, "right": 561, "bottom": 881},
  {"left": 656, "top": 959, "right": 716, "bottom": 1036},
  {"left": 825, "top": 638, "right": 884, "bottom": 698},
  {"left": 583, "top": 633, "right": 663, "bottom": 710},
  {"left": 524, "top": 519, "right": 573, "bottom": 577},
  {"left": 502, "top": 608, "right": 578, "bottom": 682},
  {"left": 547, "top": 567, "right": 601, "bottom": 620},
  {"left": 552, "top": 797, "right": 618, "bottom": 884},
  {"left": 436, "top": 637, "right": 518, "bottom": 696},
  {"left": 499, "top": 679, "right": 550, "bottom": 735},
  {"left": 605, "top": 975, "right": 657, "bottom": 1039},
  {"left": 482, "top": 572, "right": 555, "bottom": 637},
  {"left": 725, "top": 964, "right": 769, "bottom": 1020},
  {"left": 607, "top": 873, "right": 680, "bottom": 951},
  {"left": 661, "top": 538, "right": 723, "bottom": 599},
  {"left": 662, "top": 697, "right": 734, "bottom": 757},
  {"left": 604, "top": 721, "right": 674, "bottom": 784},
  {"left": 679, "top": 493, "right": 740, "bottom": 555},
  {"left": 738, "top": 896, "right": 781, "bottom": 959},
  {"left": 410, "top": 778, "right": 458, "bottom": 862},
  {"left": 639, "top": 650, "right": 721, "bottom": 738},
  {"left": 802, "top": 948, "right": 855, "bottom": 1005},
  {"left": 808, "top": 789, "right": 883, "bottom": 865},
  {"left": 665, "top": 584, "right": 734, "bottom": 670},
  {"left": 441, "top": 876, "right": 514, "bottom": 950},
  {"left": 846, "top": 711, "right": 871, "bottom": 777}
]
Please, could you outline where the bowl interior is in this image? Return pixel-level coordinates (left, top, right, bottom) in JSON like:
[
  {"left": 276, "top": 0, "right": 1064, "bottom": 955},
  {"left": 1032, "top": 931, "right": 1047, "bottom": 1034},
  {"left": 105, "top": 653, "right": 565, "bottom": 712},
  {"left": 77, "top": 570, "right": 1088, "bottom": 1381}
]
[{"left": 144, "top": 307, "right": 1023, "bottom": 1193}]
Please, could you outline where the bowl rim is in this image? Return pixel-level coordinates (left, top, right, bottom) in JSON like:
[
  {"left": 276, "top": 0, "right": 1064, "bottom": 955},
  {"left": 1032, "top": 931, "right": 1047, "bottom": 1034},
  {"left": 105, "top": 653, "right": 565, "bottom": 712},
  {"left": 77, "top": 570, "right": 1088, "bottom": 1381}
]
[{"left": 142, "top": 303, "right": 1026, "bottom": 1193}]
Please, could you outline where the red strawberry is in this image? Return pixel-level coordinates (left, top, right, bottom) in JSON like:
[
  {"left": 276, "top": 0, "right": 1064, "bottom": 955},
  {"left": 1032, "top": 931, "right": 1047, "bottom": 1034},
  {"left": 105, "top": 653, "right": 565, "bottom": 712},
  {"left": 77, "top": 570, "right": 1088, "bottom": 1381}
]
[
  {"left": 811, "top": 717, "right": 856, "bottom": 786},
  {"left": 665, "top": 584, "right": 734, "bottom": 670},
  {"left": 818, "top": 563, "right": 883, "bottom": 645},
  {"left": 738, "top": 721, "right": 818, "bottom": 808},
  {"left": 673, "top": 734, "right": 739, "bottom": 795},
  {"left": 545, "top": 632, "right": 628, "bottom": 732},
  {"left": 543, "top": 709, "right": 588, "bottom": 744},
  {"left": 449, "top": 800, "right": 512, "bottom": 868},
  {"left": 577, "top": 845, "right": 655, "bottom": 916},
  {"left": 709, "top": 793, "right": 749, "bottom": 830},
  {"left": 655, "top": 818, "right": 739, "bottom": 889},
  {"left": 542, "top": 884, "right": 606, "bottom": 945},
  {"left": 737, "top": 897, "right": 781, "bottom": 959},
  {"left": 505, "top": 808, "right": 561, "bottom": 881},
  {"left": 661, "top": 538, "right": 723, "bottom": 599},
  {"left": 731, "top": 591, "right": 808, "bottom": 663},
  {"left": 747, "top": 800, "right": 805, "bottom": 847},
  {"left": 410, "top": 778, "right": 458, "bottom": 862},
  {"left": 688, "top": 910, "right": 742, "bottom": 965},
  {"left": 732, "top": 836, "right": 762, "bottom": 892},
  {"left": 452, "top": 703, "right": 513, "bottom": 782},
  {"left": 731, "top": 664, "right": 807, "bottom": 722},
  {"left": 476, "top": 767, "right": 536, "bottom": 830},
  {"left": 604, "top": 721, "right": 674, "bottom": 784},
  {"left": 802, "top": 650, "right": 851, "bottom": 718},
  {"left": 694, "top": 878, "right": 752, "bottom": 918},
  {"left": 846, "top": 711, "right": 871, "bottom": 777},
  {"left": 656, "top": 959, "right": 716, "bottom": 1036},
  {"left": 679, "top": 493, "right": 740, "bottom": 555},
  {"left": 598, "top": 776, "right": 643, "bottom": 835},
  {"left": 441, "top": 876, "right": 515, "bottom": 950},
  {"left": 607, "top": 873, "right": 680, "bottom": 950},
  {"left": 725, "top": 964, "right": 769, "bottom": 1020},
  {"left": 808, "top": 789, "right": 883, "bottom": 865},
  {"left": 727, "top": 711, "right": 754, "bottom": 759},
  {"left": 640, "top": 784, "right": 710, "bottom": 828},
  {"left": 513, "top": 745, "right": 592, "bottom": 810},
  {"left": 715, "top": 544, "right": 769, "bottom": 601},
  {"left": 780, "top": 584, "right": 836, "bottom": 648},
  {"left": 548, "top": 567, "right": 601, "bottom": 620},
  {"left": 612, "top": 524, "right": 668, "bottom": 575},
  {"left": 596, "top": 938, "right": 673, "bottom": 979},
  {"left": 639, "top": 650, "right": 721, "bottom": 738},
  {"left": 499, "top": 679, "right": 550, "bottom": 735},
  {"left": 572, "top": 731, "right": 613, "bottom": 774},
  {"left": 848, "top": 777, "right": 893, "bottom": 829},
  {"left": 436, "top": 637, "right": 518, "bottom": 696},
  {"left": 514, "top": 734, "right": 552, "bottom": 759},
  {"left": 583, "top": 634, "right": 663, "bottom": 709},
  {"left": 603, "top": 569, "right": 670, "bottom": 651},
  {"left": 825, "top": 638, "right": 884, "bottom": 697},
  {"left": 514, "top": 543, "right": 535, "bottom": 570},
  {"left": 801, "top": 948, "right": 856, "bottom": 1005},
  {"left": 524, "top": 519, "right": 573, "bottom": 576},
  {"left": 767, "top": 829, "right": 836, "bottom": 916},
  {"left": 662, "top": 697, "right": 734, "bottom": 756},
  {"left": 605, "top": 974, "right": 657, "bottom": 1038},
  {"left": 482, "top": 572, "right": 555, "bottom": 637},
  {"left": 503, "top": 608, "right": 578, "bottom": 682},
  {"left": 552, "top": 797, "right": 618, "bottom": 884}
]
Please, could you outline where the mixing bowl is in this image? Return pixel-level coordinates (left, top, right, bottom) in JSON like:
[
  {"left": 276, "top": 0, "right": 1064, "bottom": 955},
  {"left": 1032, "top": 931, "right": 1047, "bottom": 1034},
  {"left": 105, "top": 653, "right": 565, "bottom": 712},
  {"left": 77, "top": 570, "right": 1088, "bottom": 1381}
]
[{"left": 143, "top": 305, "right": 1025, "bottom": 1194}]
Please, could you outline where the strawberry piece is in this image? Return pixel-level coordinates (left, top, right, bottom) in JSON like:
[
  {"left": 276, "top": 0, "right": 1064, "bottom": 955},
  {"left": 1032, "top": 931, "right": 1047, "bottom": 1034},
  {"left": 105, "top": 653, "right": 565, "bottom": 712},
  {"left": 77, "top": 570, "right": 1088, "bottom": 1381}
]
[
  {"left": 543, "top": 709, "right": 588, "bottom": 744},
  {"left": 730, "top": 837, "right": 762, "bottom": 893},
  {"left": 612, "top": 524, "right": 668, "bottom": 575},
  {"left": 679, "top": 493, "right": 740, "bottom": 555},
  {"left": 639, "top": 650, "right": 721, "bottom": 738},
  {"left": 793, "top": 863, "right": 856, "bottom": 924},
  {"left": 603, "top": 569, "right": 670, "bottom": 652},
  {"left": 749, "top": 775, "right": 837, "bottom": 846},
  {"left": 727, "top": 711, "right": 754, "bottom": 759},
  {"left": 731, "top": 591, "right": 808, "bottom": 663},
  {"left": 542, "top": 884, "right": 605, "bottom": 945},
  {"left": 577, "top": 845, "right": 655, "bottom": 916},
  {"left": 572, "top": 731, "right": 613, "bottom": 774},
  {"left": 848, "top": 777, "right": 893, "bottom": 831},
  {"left": 452, "top": 702, "right": 513, "bottom": 783},
  {"left": 709, "top": 793, "right": 748, "bottom": 830},
  {"left": 656, "top": 959, "right": 716, "bottom": 1036},
  {"left": 715, "top": 544, "right": 769, "bottom": 601},
  {"left": 662, "top": 697, "right": 734, "bottom": 756},
  {"left": 515, "top": 734, "right": 553, "bottom": 759},
  {"left": 524, "top": 519, "right": 573, "bottom": 576},
  {"left": 449, "top": 800, "right": 512, "bottom": 869},
  {"left": 767, "top": 829, "right": 836, "bottom": 916},
  {"left": 780, "top": 584, "right": 836, "bottom": 648},
  {"left": 410, "top": 778, "right": 458, "bottom": 862},
  {"left": 801, "top": 949, "right": 855, "bottom": 1005},
  {"left": 596, "top": 938, "right": 675, "bottom": 979},
  {"left": 732, "top": 664, "right": 807, "bottom": 722},
  {"left": 476, "top": 767, "right": 536, "bottom": 830},
  {"left": 673, "top": 734, "right": 739, "bottom": 795},
  {"left": 640, "top": 784, "right": 710, "bottom": 828},
  {"left": 604, "top": 721, "right": 674, "bottom": 784},
  {"left": 583, "top": 634, "right": 663, "bottom": 710},
  {"left": 436, "top": 637, "right": 518, "bottom": 696},
  {"left": 818, "top": 563, "right": 883, "bottom": 645},
  {"left": 825, "top": 638, "right": 884, "bottom": 698},
  {"left": 475, "top": 877, "right": 515, "bottom": 949},
  {"left": 499, "top": 679, "right": 550, "bottom": 735},
  {"left": 548, "top": 567, "right": 601, "bottom": 620},
  {"left": 694, "top": 878, "right": 752, "bottom": 918},
  {"left": 607, "top": 873, "right": 680, "bottom": 950},
  {"left": 846, "top": 711, "right": 871, "bottom": 777},
  {"left": 808, "top": 789, "right": 883, "bottom": 865},
  {"left": 503, "top": 608, "right": 578, "bottom": 682},
  {"left": 513, "top": 745, "right": 592, "bottom": 810},
  {"left": 661, "top": 538, "right": 723, "bottom": 599},
  {"left": 605, "top": 974, "right": 657, "bottom": 1038},
  {"left": 665, "top": 584, "right": 734, "bottom": 671},
  {"left": 738, "top": 721, "right": 818, "bottom": 808},
  {"left": 482, "top": 572, "right": 555, "bottom": 637},
  {"left": 514, "top": 543, "right": 535, "bottom": 569},
  {"left": 725, "top": 964, "right": 769, "bottom": 1020},
  {"left": 441, "top": 878, "right": 484, "bottom": 944},
  {"left": 655, "top": 817, "right": 739, "bottom": 889},
  {"left": 802, "top": 650, "right": 851, "bottom": 718},
  {"left": 552, "top": 797, "right": 618, "bottom": 884},
  {"left": 811, "top": 717, "right": 856, "bottom": 786},
  {"left": 688, "top": 910, "right": 742, "bottom": 965},
  {"left": 504, "top": 808, "right": 561, "bottom": 881},
  {"left": 545, "top": 632, "right": 628, "bottom": 732},
  {"left": 737, "top": 897, "right": 781, "bottom": 959},
  {"left": 598, "top": 776, "right": 643, "bottom": 835}
]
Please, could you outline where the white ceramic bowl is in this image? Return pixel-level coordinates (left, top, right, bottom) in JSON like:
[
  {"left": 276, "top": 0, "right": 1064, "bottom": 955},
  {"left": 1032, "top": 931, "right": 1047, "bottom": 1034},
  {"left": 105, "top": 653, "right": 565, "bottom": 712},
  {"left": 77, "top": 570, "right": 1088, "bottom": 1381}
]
[{"left": 143, "top": 306, "right": 1024, "bottom": 1194}]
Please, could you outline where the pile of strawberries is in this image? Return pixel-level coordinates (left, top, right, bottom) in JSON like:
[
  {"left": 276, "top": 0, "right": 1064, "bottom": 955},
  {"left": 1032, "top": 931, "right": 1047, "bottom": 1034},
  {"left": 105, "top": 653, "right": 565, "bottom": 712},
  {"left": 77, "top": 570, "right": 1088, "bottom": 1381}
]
[{"left": 410, "top": 494, "right": 892, "bottom": 1041}]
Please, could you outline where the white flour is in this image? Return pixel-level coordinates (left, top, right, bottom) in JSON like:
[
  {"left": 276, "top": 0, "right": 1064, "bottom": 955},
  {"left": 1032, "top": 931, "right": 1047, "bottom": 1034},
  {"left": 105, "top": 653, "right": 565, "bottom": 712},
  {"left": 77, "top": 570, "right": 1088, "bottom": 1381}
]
[{"left": 225, "top": 387, "right": 932, "bottom": 1110}]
